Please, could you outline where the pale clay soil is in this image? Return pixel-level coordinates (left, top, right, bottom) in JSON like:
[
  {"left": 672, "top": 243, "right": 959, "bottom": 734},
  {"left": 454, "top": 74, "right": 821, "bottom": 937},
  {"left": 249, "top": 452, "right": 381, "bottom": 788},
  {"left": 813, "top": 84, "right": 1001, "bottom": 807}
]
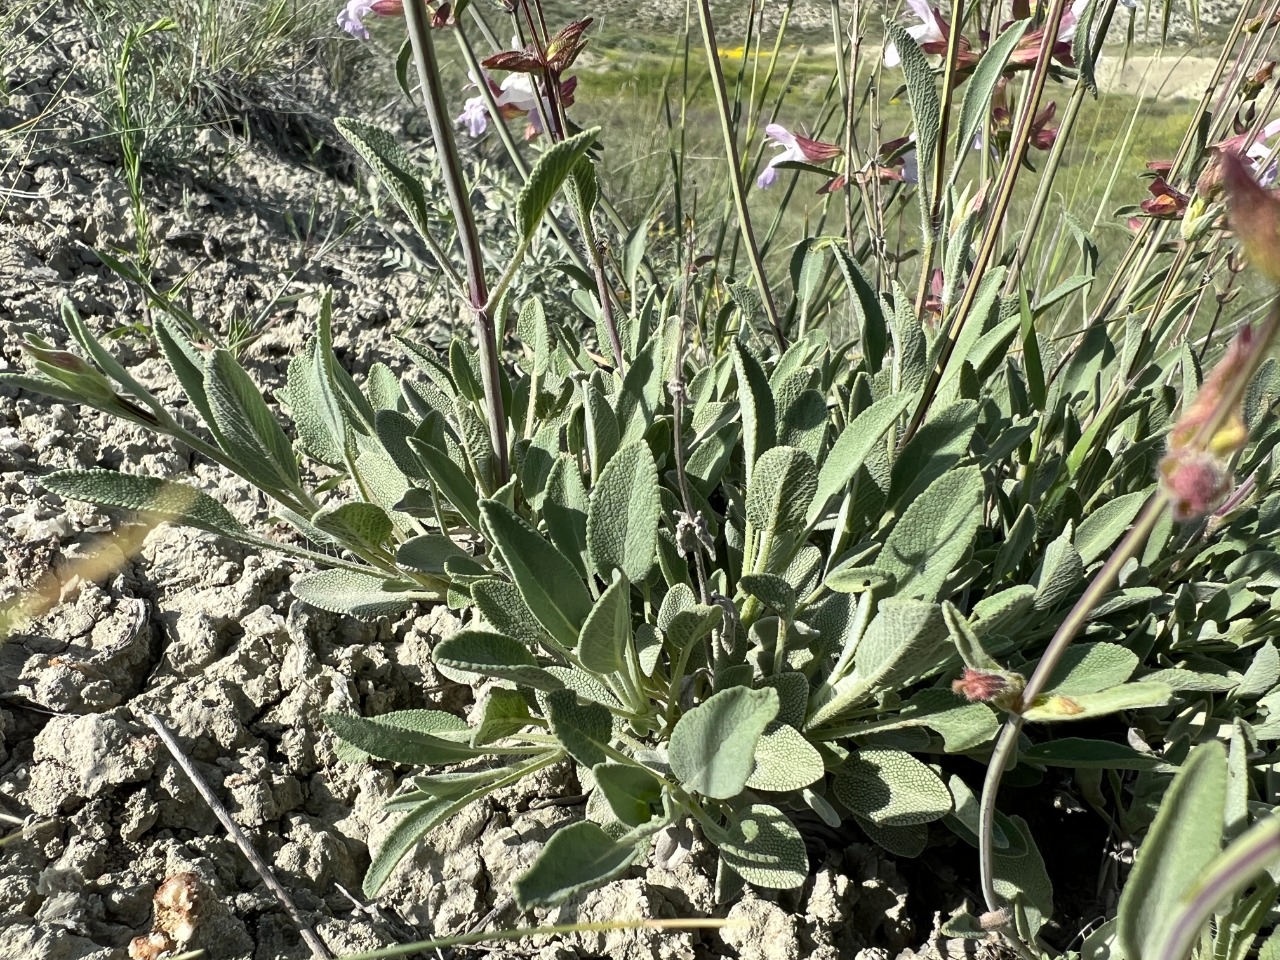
[{"left": 0, "top": 2, "right": 1239, "bottom": 960}]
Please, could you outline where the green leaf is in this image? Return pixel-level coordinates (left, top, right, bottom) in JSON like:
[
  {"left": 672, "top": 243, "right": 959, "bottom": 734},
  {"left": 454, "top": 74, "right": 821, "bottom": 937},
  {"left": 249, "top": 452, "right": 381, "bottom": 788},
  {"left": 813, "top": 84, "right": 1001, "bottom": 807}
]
[
  {"left": 807, "top": 599, "right": 949, "bottom": 730},
  {"left": 1117, "top": 741, "right": 1228, "bottom": 960},
  {"left": 432, "top": 628, "right": 565, "bottom": 691},
  {"left": 1023, "top": 681, "right": 1173, "bottom": 722},
  {"left": 205, "top": 348, "right": 301, "bottom": 496},
  {"left": 546, "top": 689, "right": 613, "bottom": 768},
  {"left": 480, "top": 499, "right": 593, "bottom": 651},
  {"left": 40, "top": 470, "right": 245, "bottom": 538},
  {"left": 889, "top": 400, "right": 978, "bottom": 509},
  {"left": 669, "top": 687, "right": 779, "bottom": 800},
  {"left": 746, "top": 724, "right": 824, "bottom": 792},
  {"left": 887, "top": 20, "right": 940, "bottom": 233},
  {"left": 153, "top": 314, "right": 217, "bottom": 432},
  {"left": 363, "top": 797, "right": 450, "bottom": 896},
  {"left": 578, "top": 573, "right": 633, "bottom": 676},
  {"left": 514, "top": 820, "right": 640, "bottom": 909},
  {"left": 586, "top": 442, "right": 660, "bottom": 583},
  {"left": 746, "top": 446, "right": 817, "bottom": 547},
  {"left": 1034, "top": 524, "right": 1084, "bottom": 610},
  {"left": 993, "top": 816, "right": 1053, "bottom": 936},
  {"left": 583, "top": 381, "right": 620, "bottom": 483},
  {"left": 1020, "top": 738, "right": 1167, "bottom": 771},
  {"left": 857, "top": 818, "right": 928, "bottom": 858},
  {"left": 832, "top": 749, "right": 952, "bottom": 825},
  {"left": 397, "top": 534, "right": 471, "bottom": 575},
  {"left": 471, "top": 578, "right": 544, "bottom": 647},
  {"left": 544, "top": 456, "right": 590, "bottom": 579},
  {"left": 878, "top": 465, "right": 984, "bottom": 601},
  {"left": 715, "top": 803, "right": 808, "bottom": 890},
  {"left": 292, "top": 569, "right": 428, "bottom": 619},
  {"left": 312, "top": 501, "right": 392, "bottom": 554},
  {"left": 1041, "top": 642, "right": 1139, "bottom": 697},
  {"left": 471, "top": 688, "right": 532, "bottom": 746},
  {"left": 1075, "top": 491, "right": 1151, "bottom": 565},
  {"left": 808, "top": 392, "right": 912, "bottom": 524},
  {"left": 592, "top": 763, "right": 664, "bottom": 828},
  {"left": 732, "top": 341, "right": 777, "bottom": 482},
  {"left": 760, "top": 673, "right": 810, "bottom": 728},
  {"left": 335, "top": 118, "right": 434, "bottom": 241},
  {"left": 954, "top": 20, "right": 1028, "bottom": 164},
  {"left": 517, "top": 128, "right": 601, "bottom": 240},
  {"left": 408, "top": 436, "right": 481, "bottom": 531},
  {"left": 323, "top": 710, "right": 482, "bottom": 766},
  {"left": 739, "top": 574, "right": 797, "bottom": 619}
]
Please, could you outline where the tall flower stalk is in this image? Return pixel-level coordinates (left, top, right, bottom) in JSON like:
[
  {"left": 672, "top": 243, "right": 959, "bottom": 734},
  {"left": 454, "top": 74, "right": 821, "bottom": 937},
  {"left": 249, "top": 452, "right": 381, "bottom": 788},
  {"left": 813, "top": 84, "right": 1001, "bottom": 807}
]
[{"left": 400, "top": 0, "right": 509, "bottom": 484}]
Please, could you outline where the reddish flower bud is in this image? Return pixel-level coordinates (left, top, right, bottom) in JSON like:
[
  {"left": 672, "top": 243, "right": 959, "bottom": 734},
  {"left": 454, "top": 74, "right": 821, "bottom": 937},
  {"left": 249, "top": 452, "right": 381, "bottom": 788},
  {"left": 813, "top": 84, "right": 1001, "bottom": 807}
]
[
  {"left": 952, "top": 668, "right": 1024, "bottom": 708},
  {"left": 1222, "top": 149, "right": 1280, "bottom": 283}
]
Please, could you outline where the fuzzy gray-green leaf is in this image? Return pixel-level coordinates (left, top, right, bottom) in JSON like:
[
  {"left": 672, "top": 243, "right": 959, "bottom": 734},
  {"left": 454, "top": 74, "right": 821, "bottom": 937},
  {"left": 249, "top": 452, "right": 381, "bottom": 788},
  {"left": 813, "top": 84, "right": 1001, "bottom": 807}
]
[
  {"left": 746, "top": 446, "right": 817, "bottom": 545},
  {"left": 292, "top": 569, "right": 426, "bottom": 619},
  {"left": 878, "top": 465, "right": 984, "bottom": 601},
  {"left": 669, "top": 686, "right": 779, "bottom": 800},
  {"left": 514, "top": 820, "right": 640, "bottom": 909},
  {"left": 205, "top": 348, "right": 300, "bottom": 496},
  {"left": 312, "top": 501, "right": 392, "bottom": 555},
  {"left": 547, "top": 689, "right": 614, "bottom": 768},
  {"left": 1118, "top": 741, "right": 1227, "bottom": 960},
  {"left": 833, "top": 748, "right": 951, "bottom": 825},
  {"left": 715, "top": 803, "right": 808, "bottom": 890},
  {"left": 432, "top": 628, "right": 565, "bottom": 692},
  {"left": 809, "top": 392, "right": 912, "bottom": 524},
  {"left": 518, "top": 128, "right": 600, "bottom": 239},
  {"left": 578, "top": 573, "right": 633, "bottom": 676},
  {"left": 41, "top": 470, "right": 245, "bottom": 538},
  {"left": 587, "top": 442, "right": 660, "bottom": 583},
  {"left": 593, "top": 763, "right": 664, "bottom": 828},
  {"left": 746, "top": 723, "right": 824, "bottom": 792},
  {"left": 481, "top": 499, "right": 593, "bottom": 650}
]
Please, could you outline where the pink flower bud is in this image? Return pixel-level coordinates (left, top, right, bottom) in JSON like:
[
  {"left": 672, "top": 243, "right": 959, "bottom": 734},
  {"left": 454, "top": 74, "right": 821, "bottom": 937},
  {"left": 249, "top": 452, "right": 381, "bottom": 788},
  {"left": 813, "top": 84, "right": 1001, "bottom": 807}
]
[{"left": 1160, "top": 452, "right": 1232, "bottom": 521}]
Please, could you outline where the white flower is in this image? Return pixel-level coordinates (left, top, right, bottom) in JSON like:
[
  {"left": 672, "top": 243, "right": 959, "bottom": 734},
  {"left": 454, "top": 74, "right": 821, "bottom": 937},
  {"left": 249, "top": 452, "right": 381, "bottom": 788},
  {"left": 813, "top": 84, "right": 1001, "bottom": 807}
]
[
  {"left": 337, "top": 0, "right": 374, "bottom": 39},
  {"left": 883, "top": 0, "right": 945, "bottom": 68}
]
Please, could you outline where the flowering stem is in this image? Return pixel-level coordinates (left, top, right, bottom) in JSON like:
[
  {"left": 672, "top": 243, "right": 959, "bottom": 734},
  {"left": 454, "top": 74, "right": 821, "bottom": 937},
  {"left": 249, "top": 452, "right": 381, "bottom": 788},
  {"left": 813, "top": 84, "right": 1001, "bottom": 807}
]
[
  {"left": 694, "top": 0, "right": 785, "bottom": 350},
  {"left": 401, "top": 0, "right": 509, "bottom": 484},
  {"left": 914, "top": 0, "right": 966, "bottom": 317},
  {"left": 1004, "top": 0, "right": 1119, "bottom": 297},
  {"left": 451, "top": 23, "right": 592, "bottom": 293},
  {"left": 978, "top": 490, "right": 1169, "bottom": 912},
  {"left": 901, "top": 0, "right": 1071, "bottom": 445}
]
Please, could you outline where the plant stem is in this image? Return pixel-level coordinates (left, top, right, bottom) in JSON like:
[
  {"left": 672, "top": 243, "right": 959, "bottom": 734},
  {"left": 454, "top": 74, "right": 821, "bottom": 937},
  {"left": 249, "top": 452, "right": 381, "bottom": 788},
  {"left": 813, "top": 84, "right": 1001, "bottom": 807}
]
[
  {"left": 402, "top": 0, "right": 509, "bottom": 484},
  {"left": 914, "top": 0, "right": 965, "bottom": 317},
  {"left": 901, "top": 0, "right": 1071, "bottom": 445},
  {"left": 978, "top": 492, "right": 1167, "bottom": 910},
  {"left": 694, "top": 0, "right": 785, "bottom": 350}
]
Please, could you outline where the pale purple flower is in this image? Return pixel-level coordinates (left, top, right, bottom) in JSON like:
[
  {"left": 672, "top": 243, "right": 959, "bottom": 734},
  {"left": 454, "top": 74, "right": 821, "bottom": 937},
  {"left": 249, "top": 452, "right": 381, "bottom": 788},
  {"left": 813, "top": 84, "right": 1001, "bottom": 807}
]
[
  {"left": 337, "top": 0, "right": 374, "bottom": 39},
  {"left": 902, "top": 148, "right": 919, "bottom": 184},
  {"left": 758, "top": 124, "right": 805, "bottom": 189},
  {"left": 756, "top": 123, "right": 842, "bottom": 189},
  {"left": 883, "top": 0, "right": 945, "bottom": 68},
  {"left": 456, "top": 72, "right": 545, "bottom": 138}
]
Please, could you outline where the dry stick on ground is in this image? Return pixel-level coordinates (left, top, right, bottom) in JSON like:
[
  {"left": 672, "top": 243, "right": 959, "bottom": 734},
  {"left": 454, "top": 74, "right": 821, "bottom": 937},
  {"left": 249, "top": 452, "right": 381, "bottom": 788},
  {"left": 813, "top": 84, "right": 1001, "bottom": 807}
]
[{"left": 143, "top": 712, "right": 336, "bottom": 960}]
